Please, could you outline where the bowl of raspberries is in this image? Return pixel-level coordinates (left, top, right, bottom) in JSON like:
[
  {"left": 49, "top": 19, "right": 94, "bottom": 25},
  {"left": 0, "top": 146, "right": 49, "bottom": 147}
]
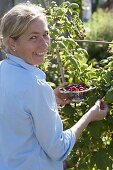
[{"left": 59, "top": 83, "right": 96, "bottom": 102}]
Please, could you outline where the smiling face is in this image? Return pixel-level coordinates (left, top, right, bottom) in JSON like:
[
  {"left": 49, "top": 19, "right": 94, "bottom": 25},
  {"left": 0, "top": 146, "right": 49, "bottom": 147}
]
[{"left": 8, "top": 16, "right": 50, "bottom": 65}]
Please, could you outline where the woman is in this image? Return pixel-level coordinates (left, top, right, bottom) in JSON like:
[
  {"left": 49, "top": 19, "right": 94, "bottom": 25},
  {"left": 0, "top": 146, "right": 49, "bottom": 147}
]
[{"left": 0, "top": 3, "right": 108, "bottom": 170}]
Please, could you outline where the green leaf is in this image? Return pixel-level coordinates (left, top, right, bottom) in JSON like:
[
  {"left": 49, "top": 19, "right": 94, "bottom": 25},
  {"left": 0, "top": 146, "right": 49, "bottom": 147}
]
[
  {"left": 105, "top": 87, "right": 113, "bottom": 103},
  {"left": 69, "top": 3, "right": 79, "bottom": 9},
  {"left": 69, "top": 56, "right": 80, "bottom": 68},
  {"left": 91, "top": 149, "right": 112, "bottom": 170}
]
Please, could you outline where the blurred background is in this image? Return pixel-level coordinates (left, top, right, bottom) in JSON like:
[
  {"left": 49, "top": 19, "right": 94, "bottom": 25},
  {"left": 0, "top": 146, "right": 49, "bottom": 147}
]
[{"left": 0, "top": 0, "right": 113, "bottom": 20}]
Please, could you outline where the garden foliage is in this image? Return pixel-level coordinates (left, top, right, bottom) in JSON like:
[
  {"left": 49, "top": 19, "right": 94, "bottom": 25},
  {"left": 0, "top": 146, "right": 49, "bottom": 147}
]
[
  {"left": 39, "top": 1, "right": 113, "bottom": 169},
  {"left": 83, "top": 9, "right": 113, "bottom": 61}
]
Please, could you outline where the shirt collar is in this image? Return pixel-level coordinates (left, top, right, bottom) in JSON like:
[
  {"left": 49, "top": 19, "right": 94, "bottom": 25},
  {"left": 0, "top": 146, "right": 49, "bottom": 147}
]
[{"left": 6, "top": 53, "right": 46, "bottom": 79}]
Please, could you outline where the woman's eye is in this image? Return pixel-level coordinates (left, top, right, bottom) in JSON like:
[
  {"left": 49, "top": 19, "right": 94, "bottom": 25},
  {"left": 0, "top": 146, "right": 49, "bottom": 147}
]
[
  {"left": 43, "top": 32, "right": 49, "bottom": 37},
  {"left": 30, "top": 36, "right": 37, "bottom": 40}
]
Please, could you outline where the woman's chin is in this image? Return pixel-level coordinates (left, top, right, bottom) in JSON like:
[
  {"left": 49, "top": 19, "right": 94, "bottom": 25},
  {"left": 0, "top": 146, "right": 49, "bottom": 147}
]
[{"left": 34, "top": 56, "right": 44, "bottom": 65}]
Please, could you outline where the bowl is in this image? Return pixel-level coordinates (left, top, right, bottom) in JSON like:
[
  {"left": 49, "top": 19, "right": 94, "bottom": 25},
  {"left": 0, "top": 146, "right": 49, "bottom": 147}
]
[{"left": 59, "top": 83, "right": 96, "bottom": 102}]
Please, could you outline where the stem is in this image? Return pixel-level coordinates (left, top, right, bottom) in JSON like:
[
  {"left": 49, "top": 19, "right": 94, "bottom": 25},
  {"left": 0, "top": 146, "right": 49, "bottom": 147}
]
[{"left": 56, "top": 48, "right": 65, "bottom": 83}]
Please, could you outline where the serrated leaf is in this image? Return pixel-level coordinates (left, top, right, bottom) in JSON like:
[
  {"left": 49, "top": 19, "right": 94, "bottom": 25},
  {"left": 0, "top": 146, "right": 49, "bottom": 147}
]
[{"left": 105, "top": 87, "right": 113, "bottom": 103}]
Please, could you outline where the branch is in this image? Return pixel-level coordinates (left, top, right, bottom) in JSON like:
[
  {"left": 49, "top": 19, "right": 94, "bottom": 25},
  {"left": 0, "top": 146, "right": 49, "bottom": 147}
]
[{"left": 56, "top": 48, "right": 65, "bottom": 83}]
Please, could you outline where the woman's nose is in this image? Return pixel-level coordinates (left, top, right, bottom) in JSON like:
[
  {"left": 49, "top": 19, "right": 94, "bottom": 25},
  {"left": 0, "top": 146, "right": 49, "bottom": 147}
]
[{"left": 38, "top": 36, "right": 49, "bottom": 50}]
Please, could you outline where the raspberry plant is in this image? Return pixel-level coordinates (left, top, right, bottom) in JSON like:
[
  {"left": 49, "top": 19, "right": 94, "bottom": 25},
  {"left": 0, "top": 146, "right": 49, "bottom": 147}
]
[{"left": 39, "top": 1, "right": 113, "bottom": 169}]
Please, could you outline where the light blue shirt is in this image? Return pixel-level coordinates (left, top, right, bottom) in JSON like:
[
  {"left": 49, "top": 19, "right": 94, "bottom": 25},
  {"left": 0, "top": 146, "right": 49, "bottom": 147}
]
[{"left": 0, "top": 54, "right": 75, "bottom": 170}]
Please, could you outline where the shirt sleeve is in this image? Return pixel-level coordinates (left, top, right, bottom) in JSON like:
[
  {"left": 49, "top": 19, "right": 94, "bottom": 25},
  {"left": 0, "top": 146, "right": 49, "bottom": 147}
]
[{"left": 25, "top": 79, "right": 76, "bottom": 161}]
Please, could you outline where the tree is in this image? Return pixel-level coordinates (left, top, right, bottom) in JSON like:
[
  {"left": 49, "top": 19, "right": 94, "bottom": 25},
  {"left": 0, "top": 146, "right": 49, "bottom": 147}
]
[
  {"left": 0, "top": 0, "right": 14, "bottom": 60},
  {"left": 104, "top": 0, "right": 113, "bottom": 9}
]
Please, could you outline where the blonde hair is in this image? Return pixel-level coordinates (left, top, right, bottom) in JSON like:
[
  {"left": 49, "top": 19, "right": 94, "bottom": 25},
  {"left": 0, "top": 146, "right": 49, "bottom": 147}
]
[{"left": 0, "top": 2, "right": 46, "bottom": 52}]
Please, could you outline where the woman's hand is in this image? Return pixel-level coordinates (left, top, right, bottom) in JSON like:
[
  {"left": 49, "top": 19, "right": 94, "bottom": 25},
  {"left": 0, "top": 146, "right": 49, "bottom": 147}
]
[
  {"left": 71, "top": 99, "right": 108, "bottom": 141},
  {"left": 54, "top": 82, "right": 71, "bottom": 106},
  {"left": 87, "top": 99, "right": 108, "bottom": 122}
]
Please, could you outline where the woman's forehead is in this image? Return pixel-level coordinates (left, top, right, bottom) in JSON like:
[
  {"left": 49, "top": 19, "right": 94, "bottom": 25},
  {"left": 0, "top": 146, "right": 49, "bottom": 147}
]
[
  {"left": 21, "top": 17, "right": 49, "bottom": 37},
  {"left": 30, "top": 18, "right": 48, "bottom": 30}
]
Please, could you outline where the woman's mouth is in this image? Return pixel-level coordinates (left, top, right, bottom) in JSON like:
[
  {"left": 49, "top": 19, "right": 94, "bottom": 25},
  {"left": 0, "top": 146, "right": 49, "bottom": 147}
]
[{"left": 33, "top": 52, "right": 45, "bottom": 57}]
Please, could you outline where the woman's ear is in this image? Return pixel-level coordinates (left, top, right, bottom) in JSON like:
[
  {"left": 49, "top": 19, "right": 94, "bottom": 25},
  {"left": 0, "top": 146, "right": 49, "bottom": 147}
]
[{"left": 7, "top": 37, "right": 16, "bottom": 52}]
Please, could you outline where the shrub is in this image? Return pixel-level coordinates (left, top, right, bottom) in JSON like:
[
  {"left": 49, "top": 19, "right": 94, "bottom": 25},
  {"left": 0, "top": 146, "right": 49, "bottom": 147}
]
[
  {"left": 83, "top": 9, "right": 113, "bottom": 61},
  {"left": 39, "top": 2, "right": 113, "bottom": 169}
]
